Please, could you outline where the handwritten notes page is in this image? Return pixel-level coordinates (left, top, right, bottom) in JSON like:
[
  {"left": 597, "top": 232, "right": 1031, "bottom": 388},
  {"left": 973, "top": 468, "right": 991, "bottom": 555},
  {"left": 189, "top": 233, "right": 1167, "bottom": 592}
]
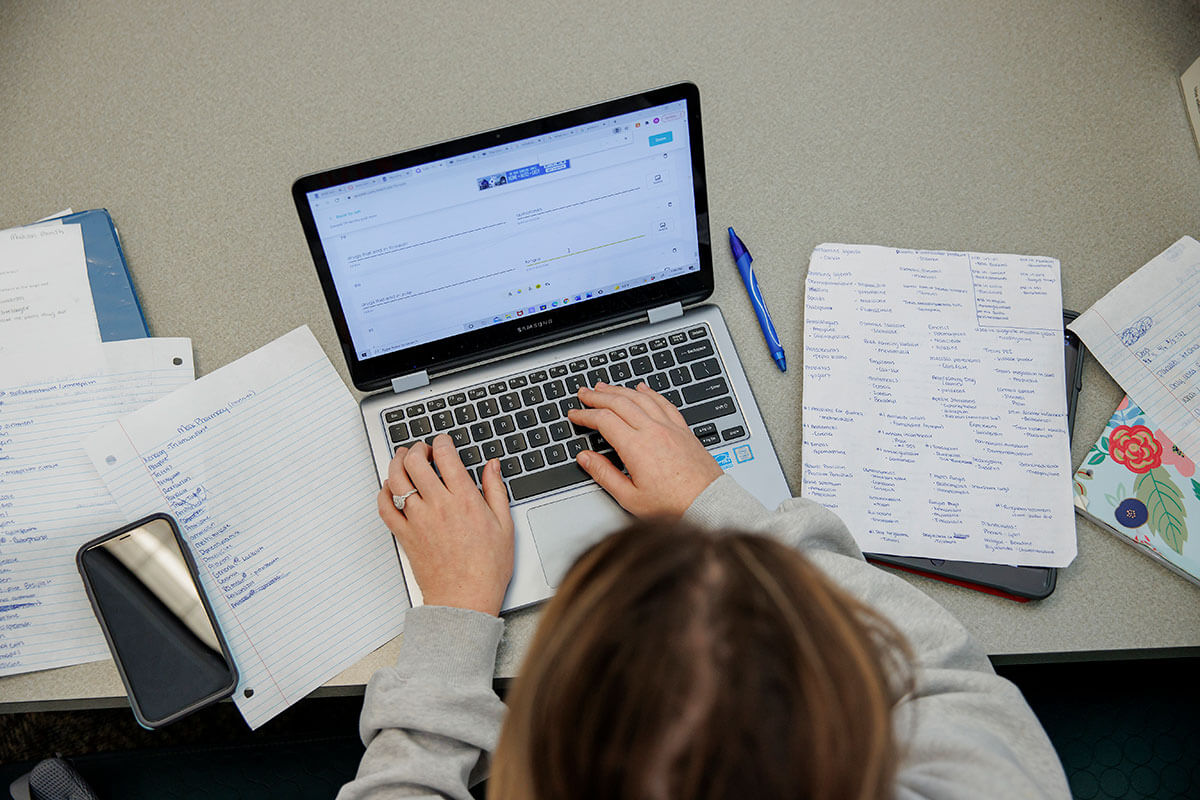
[
  {"left": 0, "top": 224, "right": 102, "bottom": 379},
  {"left": 83, "top": 326, "right": 407, "bottom": 729},
  {"left": 1067, "top": 236, "right": 1200, "bottom": 457},
  {"left": 0, "top": 338, "right": 194, "bottom": 677},
  {"left": 801, "top": 244, "right": 1075, "bottom": 567}
]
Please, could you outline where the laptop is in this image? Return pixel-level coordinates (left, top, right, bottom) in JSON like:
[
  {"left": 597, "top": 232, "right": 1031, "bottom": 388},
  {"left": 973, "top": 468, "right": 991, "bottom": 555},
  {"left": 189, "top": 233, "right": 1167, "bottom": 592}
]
[{"left": 292, "top": 82, "right": 791, "bottom": 611}]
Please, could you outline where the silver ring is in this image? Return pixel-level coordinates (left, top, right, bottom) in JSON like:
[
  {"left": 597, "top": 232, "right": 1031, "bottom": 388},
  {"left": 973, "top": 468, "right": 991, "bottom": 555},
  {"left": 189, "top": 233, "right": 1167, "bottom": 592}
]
[{"left": 392, "top": 489, "right": 419, "bottom": 511}]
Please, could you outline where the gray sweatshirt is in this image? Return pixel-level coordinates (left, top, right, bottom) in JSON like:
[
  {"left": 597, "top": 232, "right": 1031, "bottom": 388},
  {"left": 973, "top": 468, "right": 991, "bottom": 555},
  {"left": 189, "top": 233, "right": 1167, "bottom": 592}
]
[{"left": 338, "top": 475, "right": 1071, "bottom": 799}]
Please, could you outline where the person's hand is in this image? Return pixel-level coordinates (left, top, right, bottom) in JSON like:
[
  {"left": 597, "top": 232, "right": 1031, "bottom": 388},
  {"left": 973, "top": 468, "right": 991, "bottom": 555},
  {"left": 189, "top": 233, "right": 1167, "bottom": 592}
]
[
  {"left": 568, "top": 382, "right": 724, "bottom": 518},
  {"left": 376, "top": 433, "right": 514, "bottom": 616}
]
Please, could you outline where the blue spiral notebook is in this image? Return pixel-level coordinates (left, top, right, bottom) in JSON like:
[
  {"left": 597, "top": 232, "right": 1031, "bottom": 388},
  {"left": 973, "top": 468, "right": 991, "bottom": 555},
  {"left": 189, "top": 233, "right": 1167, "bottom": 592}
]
[
  {"left": 31, "top": 209, "right": 149, "bottom": 341},
  {"left": 1073, "top": 397, "right": 1200, "bottom": 587}
]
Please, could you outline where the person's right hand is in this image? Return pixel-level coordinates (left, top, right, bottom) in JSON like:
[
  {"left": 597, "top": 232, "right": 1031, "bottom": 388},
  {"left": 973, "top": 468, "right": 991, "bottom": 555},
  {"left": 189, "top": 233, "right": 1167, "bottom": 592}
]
[{"left": 567, "top": 382, "right": 724, "bottom": 518}]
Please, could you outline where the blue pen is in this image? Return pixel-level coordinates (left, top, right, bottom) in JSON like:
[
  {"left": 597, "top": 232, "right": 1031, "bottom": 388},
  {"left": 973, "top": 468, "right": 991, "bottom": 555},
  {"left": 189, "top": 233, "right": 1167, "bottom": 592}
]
[{"left": 728, "top": 227, "right": 786, "bottom": 372}]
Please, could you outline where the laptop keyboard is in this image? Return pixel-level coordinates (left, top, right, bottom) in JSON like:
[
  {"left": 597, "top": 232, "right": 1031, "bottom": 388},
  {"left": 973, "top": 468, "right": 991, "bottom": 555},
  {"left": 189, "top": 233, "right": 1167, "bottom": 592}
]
[{"left": 381, "top": 323, "right": 749, "bottom": 502}]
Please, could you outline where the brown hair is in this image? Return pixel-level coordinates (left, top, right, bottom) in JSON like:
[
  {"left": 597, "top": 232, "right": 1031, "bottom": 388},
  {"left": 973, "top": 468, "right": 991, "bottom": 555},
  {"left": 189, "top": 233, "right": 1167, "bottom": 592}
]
[{"left": 491, "top": 520, "right": 912, "bottom": 800}]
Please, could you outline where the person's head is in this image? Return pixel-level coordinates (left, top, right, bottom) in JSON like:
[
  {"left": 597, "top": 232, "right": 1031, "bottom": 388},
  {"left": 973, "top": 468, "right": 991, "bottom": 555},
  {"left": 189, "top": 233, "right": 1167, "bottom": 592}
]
[{"left": 491, "top": 519, "right": 912, "bottom": 800}]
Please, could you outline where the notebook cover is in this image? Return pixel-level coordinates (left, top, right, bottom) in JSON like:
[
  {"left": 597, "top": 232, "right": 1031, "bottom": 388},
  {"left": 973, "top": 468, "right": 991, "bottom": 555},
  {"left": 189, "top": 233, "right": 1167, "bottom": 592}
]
[
  {"left": 35, "top": 209, "right": 149, "bottom": 341},
  {"left": 1073, "top": 397, "right": 1200, "bottom": 587}
]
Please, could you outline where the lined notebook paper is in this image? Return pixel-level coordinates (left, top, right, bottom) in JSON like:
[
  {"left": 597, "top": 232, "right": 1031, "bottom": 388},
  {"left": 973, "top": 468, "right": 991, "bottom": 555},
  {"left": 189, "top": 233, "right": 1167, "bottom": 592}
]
[
  {"left": 0, "top": 338, "right": 194, "bottom": 677},
  {"left": 1068, "top": 236, "right": 1200, "bottom": 458},
  {"left": 83, "top": 326, "right": 408, "bottom": 728}
]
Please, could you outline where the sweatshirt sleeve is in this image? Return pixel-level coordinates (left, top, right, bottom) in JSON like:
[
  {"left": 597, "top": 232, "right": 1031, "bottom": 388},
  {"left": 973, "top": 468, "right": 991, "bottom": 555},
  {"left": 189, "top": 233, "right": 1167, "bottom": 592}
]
[
  {"left": 336, "top": 605, "right": 507, "bottom": 800},
  {"left": 685, "top": 475, "right": 1071, "bottom": 799}
]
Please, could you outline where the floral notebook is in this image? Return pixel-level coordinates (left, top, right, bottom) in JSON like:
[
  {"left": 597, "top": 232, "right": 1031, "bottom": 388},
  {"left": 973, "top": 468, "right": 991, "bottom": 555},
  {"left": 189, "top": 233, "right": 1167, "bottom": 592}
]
[{"left": 1073, "top": 397, "right": 1200, "bottom": 587}]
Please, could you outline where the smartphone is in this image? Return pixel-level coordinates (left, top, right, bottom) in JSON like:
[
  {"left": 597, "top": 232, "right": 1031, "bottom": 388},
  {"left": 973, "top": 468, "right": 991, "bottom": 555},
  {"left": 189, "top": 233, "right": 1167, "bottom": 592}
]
[
  {"left": 864, "top": 311, "right": 1085, "bottom": 601},
  {"left": 76, "top": 513, "right": 238, "bottom": 727}
]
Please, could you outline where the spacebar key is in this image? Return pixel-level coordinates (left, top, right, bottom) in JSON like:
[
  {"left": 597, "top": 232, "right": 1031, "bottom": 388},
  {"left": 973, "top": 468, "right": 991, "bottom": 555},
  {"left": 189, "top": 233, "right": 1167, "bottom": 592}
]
[
  {"left": 509, "top": 462, "right": 592, "bottom": 500},
  {"left": 681, "top": 396, "right": 736, "bottom": 426}
]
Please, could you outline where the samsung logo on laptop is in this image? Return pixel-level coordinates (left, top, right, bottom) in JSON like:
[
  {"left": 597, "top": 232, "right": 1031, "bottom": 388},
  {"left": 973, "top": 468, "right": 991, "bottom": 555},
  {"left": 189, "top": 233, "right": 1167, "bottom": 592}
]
[{"left": 517, "top": 318, "right": 554, "bottom": 334}]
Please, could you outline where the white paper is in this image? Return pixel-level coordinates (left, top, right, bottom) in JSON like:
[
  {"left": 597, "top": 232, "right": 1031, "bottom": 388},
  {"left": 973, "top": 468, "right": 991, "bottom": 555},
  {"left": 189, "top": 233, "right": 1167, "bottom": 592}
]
[
  {"left": 1068, "top": 236, "right": 1200, "bottom": 458},
  {"left": 0, "top": 224, "right": 102, "bottom": 379},
  {"left": 0, "top": 338, "right": 194, "bottom": 677},
  {"left": 84, "top": 326, "right": 408, "bottom": 729},
  {"left": 802, "top": 244, "right": 1075, "bottom": 567}
]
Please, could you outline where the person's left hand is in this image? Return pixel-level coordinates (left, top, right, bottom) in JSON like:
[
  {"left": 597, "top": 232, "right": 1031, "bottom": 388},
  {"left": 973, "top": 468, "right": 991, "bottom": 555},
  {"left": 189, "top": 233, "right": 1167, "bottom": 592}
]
[{"left": 376, "top": 434, "right": 514, "bottom": 616}]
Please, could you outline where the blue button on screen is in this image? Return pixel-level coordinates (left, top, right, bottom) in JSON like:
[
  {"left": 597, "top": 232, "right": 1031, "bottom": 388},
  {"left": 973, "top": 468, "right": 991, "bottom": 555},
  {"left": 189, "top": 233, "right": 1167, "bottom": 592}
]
[{"left": 648, "top": 131, "right": 674, "bottom": 146}]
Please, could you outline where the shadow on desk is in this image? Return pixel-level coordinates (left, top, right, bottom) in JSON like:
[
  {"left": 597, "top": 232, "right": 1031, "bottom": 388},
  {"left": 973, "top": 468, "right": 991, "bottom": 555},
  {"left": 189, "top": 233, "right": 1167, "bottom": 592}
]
[{"left": 1, "top": 663, "right": 1196, "bottom": 799}]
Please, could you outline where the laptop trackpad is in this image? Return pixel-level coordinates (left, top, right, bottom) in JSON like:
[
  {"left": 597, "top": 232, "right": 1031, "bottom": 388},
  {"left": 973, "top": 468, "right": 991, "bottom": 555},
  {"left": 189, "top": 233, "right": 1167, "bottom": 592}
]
[{"left": 528, "top": 489, "right": 631, "bottom": 588}]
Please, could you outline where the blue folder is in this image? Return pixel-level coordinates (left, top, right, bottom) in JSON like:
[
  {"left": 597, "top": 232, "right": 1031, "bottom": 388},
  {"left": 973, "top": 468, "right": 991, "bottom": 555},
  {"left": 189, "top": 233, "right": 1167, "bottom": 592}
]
[{"left": 33, "top": 209, "right": 149, "bottom": 341}]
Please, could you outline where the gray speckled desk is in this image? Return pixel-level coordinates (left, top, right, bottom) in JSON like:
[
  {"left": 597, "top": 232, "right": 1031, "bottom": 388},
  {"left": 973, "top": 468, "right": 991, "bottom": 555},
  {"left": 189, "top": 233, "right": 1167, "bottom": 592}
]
[{"left": 2, "top": 0, "right": 1199, "bottom": 713}]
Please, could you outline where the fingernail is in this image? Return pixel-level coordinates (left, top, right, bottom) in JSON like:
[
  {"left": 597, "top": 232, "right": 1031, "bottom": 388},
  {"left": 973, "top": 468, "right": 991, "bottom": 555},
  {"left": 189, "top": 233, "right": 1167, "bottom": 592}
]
[{"left": 577, "top": 451, "right": 590, "bottom": 467}]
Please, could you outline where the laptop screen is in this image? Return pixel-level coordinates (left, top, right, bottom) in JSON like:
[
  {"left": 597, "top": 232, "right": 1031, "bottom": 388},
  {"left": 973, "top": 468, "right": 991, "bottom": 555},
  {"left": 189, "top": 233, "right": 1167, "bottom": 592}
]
[{"left": 294, "top": 84, "right": 712, "bottom": 390}]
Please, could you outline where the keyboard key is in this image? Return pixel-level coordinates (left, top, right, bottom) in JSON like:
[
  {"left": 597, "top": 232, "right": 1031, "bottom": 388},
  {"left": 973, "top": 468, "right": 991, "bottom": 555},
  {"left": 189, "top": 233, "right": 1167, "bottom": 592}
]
[
  {"left": 688, "top": 326, "right": 707, "bottom": 340},
  {"left": 544, "top": 379, "right": 566, "bottom": 399},
  {"left": 385, "top": 408, "right": 405, "bottom": 423},
  {"left": 629, "top": 343, "right": 648, "bottom": 355},
  {"left": 470, "top": 421, "right": 493, "bottom": 441},
  {"left": 662, "top": 390, "right": 683, "bottom": 407},
  {"left": 693, "top": 423, "right": 717, "bottom": 438},
  {"left": 494, "top": 415, "right": 516, "bottom": 435},
  {"left": 652, "top": 350, "right": 675, "bottom": 369},
  {"left": 460, "top": 446, "right": 482, "bottom": 467},
  {"left": 508, "top": 375, "right": 528, "bottom": 389},
  {"left": 549, "top": 364, "right": 568, "bottom": 378},
  {"left": 565, "top": 374, "right": 587, "bottom": 393},
  {"left": 427, "top": 398, "right": 447, "bottom": 411},
  {"left": 691, "top": 358, "right": 721, "bottom": 380},
  {"left": 589, "top": 432, "right": 612, "bottom": 451},
  {"left": 721, "top": 426, "right": 746, "bottom": 441},
  {"left": 388, "top": 422, "right": 409, "bottom": 442},
  {"left": 566, "top": 437, "right": 589, "bottom": 458},
  {"left": 515, "top": 409, "right": 537, "bottom": 429},
  {"left": 608, "top": 347, "right": 628, "bottom": 361},
  {"left": 668, "top": 331, "right": 688, "bottom": 345},
  {"left": 647, "top": 373, "right": 670, "bottom": 392},
  {"left": 431, "top": 411, "right": 455, "bottom": 430},
  {"left": 699, "top": 433, "right": 720, "bottom": 447},
  {"left": 528, "top": 427, "right": 550, "bottom": 447},
  {"left": 448, "top": 392, "right": 467, "bottom": 405},
  {"left": 528, "top": 370, "right": 548, "bottom": 383},
  {"left": 488, "top": 381, "right": 507, "bottom": 395},
  {"left": 609, "top": 362, "right": 632, "bottom": 382},
  {"left": 649, "top": 337, "right": 668, "bottom": 350},
  {"left": 504, "top": 433, "right": 528, "bottom": 454},
  {"left": 559, "top": 396, "right": 583, "bottom": 413},
  {"left": 681, "top": 396, "right": 736, "bottom": 426},
  {"left": 674, "top": 340, "right": 714, "bottom": 363},
  {"left": 586, "top": 367, "right": 609, "bottom": 386},
  {"left": 477, "top": 397, "right": 500, "bottom": 417},
  {"left": 499, "top": 392, "right": 521, "bottom": 412},
  {"left": 500, "top": 456, "right": 523, "bottom": 478},
  {"left": 589, "top": 353, "right": 609, "bottom": 366},
  {"left": 549, "top": 420, "right": 572, "bottom": 441},
  {"left": 454, "top": 405, "right": 477, "bottom": 425},
  {"left": 683, "top": 377, "right": 728, "bottom": 404},
  {"left": 521, "top": 386, "right": 544, "bottom": 405},
  {"left": 521, "top": 450, "right": 546, "bottom": 472},
  {"left": 406, "top": 403, "right": 425, "bottom": 417},
  {"left": 631, "top": 356, "right": 653, "bottom": 375},
  {"left": 481, "top": 439, "right": 504, "bottom": 460},
  {"left": 410, "top": 417, "right": 432, "bottom": 437},
  {"left": 537, "top": 403, "right": 560, "bottom": 423},
  {"left": 668, "top": 367, "right": 691, "bottom": 386},
  {"left": 450, "top": 428, "right": 470, "bottom": 447},
  {"left": 546, "top": 443, "right": 568, "bottom": 464},
  {"left": 569, "top": 359, "right": 588, "bottom": 372},
  {"left": 468, "top": 386, "right": 487, "bottom": 400},
  {"left": 509, "top": 462, "right": 591, "bottom": 501}
]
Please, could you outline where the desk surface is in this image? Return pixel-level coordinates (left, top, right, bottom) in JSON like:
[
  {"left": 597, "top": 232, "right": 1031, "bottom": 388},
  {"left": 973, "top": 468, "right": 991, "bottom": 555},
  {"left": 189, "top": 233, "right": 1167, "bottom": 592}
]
[{"left": 2, "top": 0, "right": 1199, "bottom": 712}]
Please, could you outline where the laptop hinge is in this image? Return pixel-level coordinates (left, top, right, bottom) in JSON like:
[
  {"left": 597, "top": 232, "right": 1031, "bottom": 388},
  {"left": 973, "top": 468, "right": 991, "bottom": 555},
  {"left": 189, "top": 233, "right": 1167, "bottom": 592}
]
[
  {"left": 390, "top": 370, "right": 430, "bottom": 394},
  {"left": 647, "top": 302, "right": 684, "bottom": 324}
]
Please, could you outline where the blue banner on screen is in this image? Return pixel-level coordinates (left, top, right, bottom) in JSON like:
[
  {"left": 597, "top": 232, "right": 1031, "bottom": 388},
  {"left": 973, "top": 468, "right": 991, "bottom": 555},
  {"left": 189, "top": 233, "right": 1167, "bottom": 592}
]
[{"left": 477, "top": 160, "right": 570, "bottom": 190}]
